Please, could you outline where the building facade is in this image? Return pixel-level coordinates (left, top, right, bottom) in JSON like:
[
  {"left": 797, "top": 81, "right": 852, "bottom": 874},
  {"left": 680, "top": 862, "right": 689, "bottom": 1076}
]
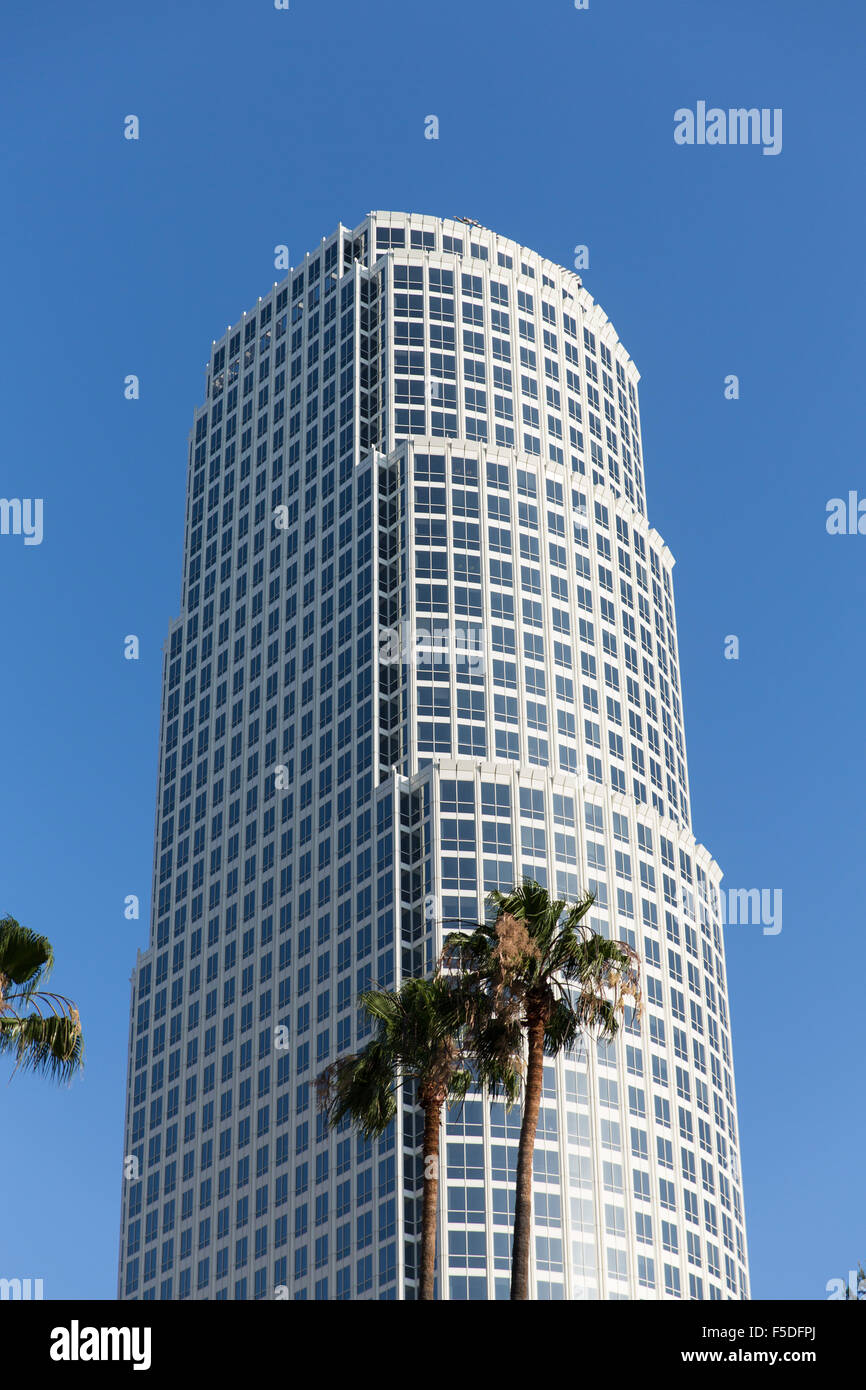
[{"left": 118, "top": 212, "right": 749, "bottom": 1301}]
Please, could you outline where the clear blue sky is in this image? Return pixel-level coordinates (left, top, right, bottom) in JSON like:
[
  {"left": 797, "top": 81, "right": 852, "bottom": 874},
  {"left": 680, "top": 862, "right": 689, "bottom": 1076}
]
[{"left": 1, "top": 0, "right": 863, "bottom": 1300}]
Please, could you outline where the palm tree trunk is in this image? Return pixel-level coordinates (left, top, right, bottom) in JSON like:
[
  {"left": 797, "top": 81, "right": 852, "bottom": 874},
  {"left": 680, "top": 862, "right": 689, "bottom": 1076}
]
[
  {"left": 419, "top": 1094, "right": 443, "bottom": 1300},
  {"left": 511, "top": 1009, "right": 546, "bottom": 1299}
]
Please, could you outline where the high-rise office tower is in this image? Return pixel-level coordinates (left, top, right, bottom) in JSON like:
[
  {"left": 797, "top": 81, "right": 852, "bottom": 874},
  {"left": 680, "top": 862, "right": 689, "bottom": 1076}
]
[{"left": 119, "top": 212, "right": 749, "bottom": 1302}]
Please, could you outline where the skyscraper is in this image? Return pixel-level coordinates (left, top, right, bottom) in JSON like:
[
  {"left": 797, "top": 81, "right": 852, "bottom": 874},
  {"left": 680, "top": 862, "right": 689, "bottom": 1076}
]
[{"left": 119, "top": 212, "right": 749, "bottom": 1301}]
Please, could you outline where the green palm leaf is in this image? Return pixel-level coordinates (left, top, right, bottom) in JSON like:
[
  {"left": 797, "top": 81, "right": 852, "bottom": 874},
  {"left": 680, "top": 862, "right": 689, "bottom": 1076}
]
[
  {"left": 0, "top": 916, "right": 54, "bottom": 1000},
  {"left": 0, "top": 1011, "right": 83, "bottom": 1083},
  {"left": 0, "top": 916, "right": 84, "bottom": 1084}
]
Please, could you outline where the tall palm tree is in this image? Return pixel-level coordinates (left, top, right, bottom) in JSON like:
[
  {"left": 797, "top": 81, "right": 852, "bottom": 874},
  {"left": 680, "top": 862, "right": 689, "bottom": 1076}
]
[
  {"left": 443, "top": 879, "right": 641, "bottom": 1301},
  {"left": 317, "top": 973, "right": 518, "bottom": 1300},
  {"left": 0, "top": 916, "right": 84, "bottom": 1082}
]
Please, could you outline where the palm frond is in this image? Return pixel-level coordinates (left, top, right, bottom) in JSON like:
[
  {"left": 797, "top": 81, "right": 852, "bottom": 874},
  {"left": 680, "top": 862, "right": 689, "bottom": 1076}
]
[
  {"left": 446, "top": 1067, "right": 474, "bottom": 1106},
  {"left": 0, "top": 1009, "right": 83, "bottom": 1083},
  {"left": 317, "top": 1039, "right": 397, "bottom": 1139},
  {"left": 359, "top": 987, "right": 405, "bottom": 1029},
  {"left": 0, "top": 916, "right": 54, "bottom": 1003},
  {"left": 544, "top": 996, "right": 581, "bottom": 1054}
]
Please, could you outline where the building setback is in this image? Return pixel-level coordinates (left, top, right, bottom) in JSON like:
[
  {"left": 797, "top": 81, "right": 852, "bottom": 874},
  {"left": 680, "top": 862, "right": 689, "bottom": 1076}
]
[{"left": 118, "top": 212, "right": 749, "bottom": 1301}]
